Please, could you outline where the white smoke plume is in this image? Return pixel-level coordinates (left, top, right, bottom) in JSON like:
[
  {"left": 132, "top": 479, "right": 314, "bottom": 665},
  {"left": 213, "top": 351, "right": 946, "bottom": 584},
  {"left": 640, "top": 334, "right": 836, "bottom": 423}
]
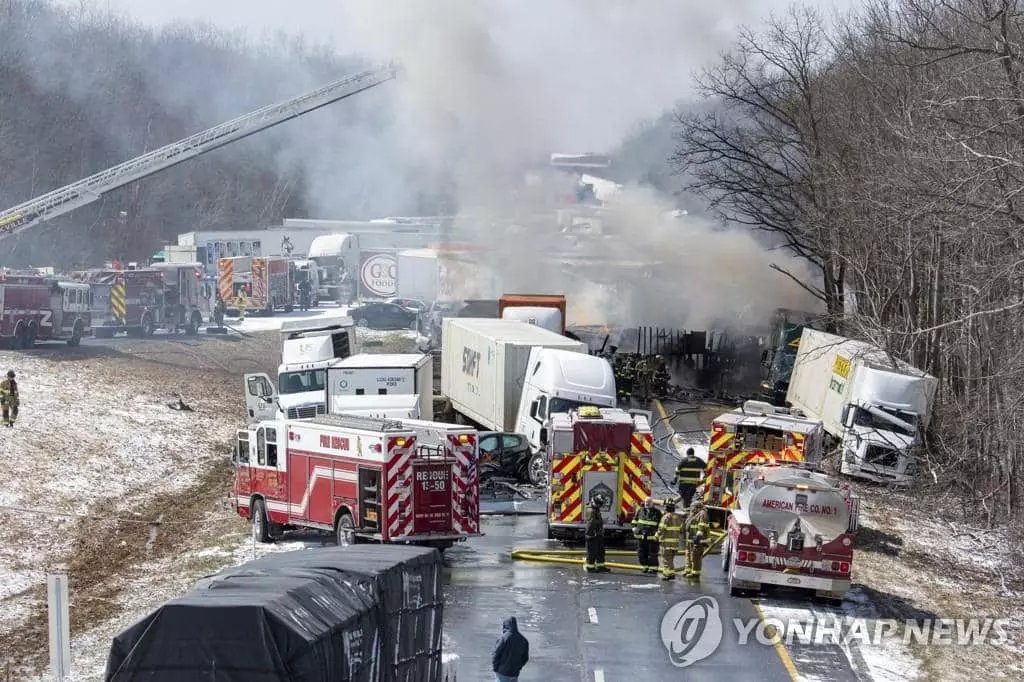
[{"left": 329, "top": 0, "right": 825, "bottom": 330}]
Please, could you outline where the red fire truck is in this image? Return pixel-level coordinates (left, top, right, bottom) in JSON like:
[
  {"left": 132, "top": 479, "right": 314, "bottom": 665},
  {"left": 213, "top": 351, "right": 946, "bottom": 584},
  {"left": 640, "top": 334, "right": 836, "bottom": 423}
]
[
  {"left": 76, "top": 262, "right": 205, "bottom": 338},
  {"left": 723, "top": 463, "right": 859, "bottom": 603},
  {"left": 0, "top": 272, "right": 93, "bottom": 348},
  {"left": 217, "top": 256, "right": 294, "bottom": 315},
  {"left": 546, "top": 406, "right": 654, "bottom": 542},
  {"left": 703, "top": 400, "right": 825, "bottom": 527},
  {"left": 231, "top": 413, "right": 482, "bottom": 550}
]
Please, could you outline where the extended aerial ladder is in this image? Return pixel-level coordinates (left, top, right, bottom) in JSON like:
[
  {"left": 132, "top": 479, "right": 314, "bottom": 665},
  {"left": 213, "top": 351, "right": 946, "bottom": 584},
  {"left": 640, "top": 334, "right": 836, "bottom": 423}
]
[{"left": 0, "top": 63, "right": 398, "bottom": 241}]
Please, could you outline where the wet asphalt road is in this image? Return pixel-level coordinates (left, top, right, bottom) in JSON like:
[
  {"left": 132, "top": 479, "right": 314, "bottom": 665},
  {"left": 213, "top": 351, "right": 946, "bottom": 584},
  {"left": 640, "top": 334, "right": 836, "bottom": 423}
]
[{"left": 439, "top": 400, "right": 859, "bottom": 682}]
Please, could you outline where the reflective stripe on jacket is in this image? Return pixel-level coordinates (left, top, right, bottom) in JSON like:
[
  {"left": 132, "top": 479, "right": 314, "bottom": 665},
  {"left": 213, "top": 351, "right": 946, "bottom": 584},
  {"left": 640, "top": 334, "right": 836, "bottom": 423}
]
[
  {"left": 654, "top": 511, "right": 684, "bottom": 544},
  {"left": 675, "top": 456, "right": 705, "bottom": 484},
  {"left": 632, "top": 506, "right": 663, "bottom": 538}
]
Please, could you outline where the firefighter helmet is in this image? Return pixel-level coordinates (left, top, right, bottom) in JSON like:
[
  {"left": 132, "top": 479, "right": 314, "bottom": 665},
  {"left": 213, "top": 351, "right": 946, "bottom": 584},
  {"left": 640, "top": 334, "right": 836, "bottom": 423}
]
[
  {"left": 6, "top": 370, "right": 13, "bottom": 378},
  {"left": 665, "top": 500, "right": 676, "bottom": 511},
  {"left": 686, "top": 447, "right": 695, "bottom": 456}
]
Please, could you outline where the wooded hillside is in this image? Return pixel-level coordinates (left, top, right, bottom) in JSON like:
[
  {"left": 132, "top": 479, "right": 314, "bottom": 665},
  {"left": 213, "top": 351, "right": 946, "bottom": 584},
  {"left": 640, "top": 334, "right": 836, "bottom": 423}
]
[
  {"left": 674, "top": 0, "right": 1024, "bottom": 526},
  {"left": 0, "top": 0, "right": 381, "bottom": 266}
]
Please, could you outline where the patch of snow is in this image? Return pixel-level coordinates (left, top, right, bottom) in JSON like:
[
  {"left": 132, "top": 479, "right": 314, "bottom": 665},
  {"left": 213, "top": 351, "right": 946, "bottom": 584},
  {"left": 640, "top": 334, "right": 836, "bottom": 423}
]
[
  {"left": 47, "top": 533, "right": 322, "bottom": 682},
  {"left": 0, "top": 350, "right": 239, "bottom": 668}
]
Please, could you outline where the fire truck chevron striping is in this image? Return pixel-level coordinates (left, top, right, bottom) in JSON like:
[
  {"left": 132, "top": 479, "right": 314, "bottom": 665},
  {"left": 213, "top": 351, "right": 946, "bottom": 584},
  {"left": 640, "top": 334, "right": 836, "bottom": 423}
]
[
  {"left": 251, "top": 258, "right": 267, "bottom": 302},
  {"left": 546, "top": 406, "right": 653, "bottom": 542},
  {"left": 233, "top": 413, "right": 481, "bottom": 548},
  {"left": 217, "top": 259, "right": 233, "bottom": 302},
  {"left": 702, "top": 401, "right": 825, "bottom": 524},
  {"left": 111, "top": 275, "right": 126, "bottom": 325}
]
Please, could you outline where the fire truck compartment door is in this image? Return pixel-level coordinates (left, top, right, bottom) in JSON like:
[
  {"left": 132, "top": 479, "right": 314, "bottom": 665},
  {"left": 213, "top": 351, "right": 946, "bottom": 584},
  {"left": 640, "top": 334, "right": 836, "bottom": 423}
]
[
  {"left": 244, "top": 372, "right": 278, "bottom": 423},
  {"left": 583, "top": 471, "right": 618, "bottom": 523},
  {"left": 412, "top": 461, "right": 453, "bottom": 534}
]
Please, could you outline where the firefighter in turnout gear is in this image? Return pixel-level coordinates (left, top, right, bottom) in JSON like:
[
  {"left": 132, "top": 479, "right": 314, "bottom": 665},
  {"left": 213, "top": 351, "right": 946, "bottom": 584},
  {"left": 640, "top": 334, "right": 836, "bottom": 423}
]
[
  {"left": 235, "top": 286, "right": 249, "bottom": 322},
  {"left": 298, "top": 278, "right": 312, "bottom": 312},
  {"left": 584, "top": 497, "right": 610, "bottom": 573},
  {"left": 652, "top": 354, "right": 670, "bottom": 398},
  {"left": 684, "top": 501, "right": 711, "bottom": 581},
  {"left": 653, "top": 500, "right": 684, "bottom": 580},
  {"left": 672, "top": 448, "right": 704, "bottom": 508},
  {"left": 631, "top": 496, "right": 663, "bottom": 574},
  {"left": 213, "top": 294, "right": 226, "bottom": 328},
  {"left": 0, "top": 370, "right": 19, "bottom": 427},
  {"left": 633, "top": 357, "right": 651, "bottom": 403}
]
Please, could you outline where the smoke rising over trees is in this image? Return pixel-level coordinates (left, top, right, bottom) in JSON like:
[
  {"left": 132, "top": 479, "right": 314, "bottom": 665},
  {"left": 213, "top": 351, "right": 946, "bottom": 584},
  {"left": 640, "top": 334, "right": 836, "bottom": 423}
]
[{"left": 674, "top": 0, "right": 1024, "bottom": 523}]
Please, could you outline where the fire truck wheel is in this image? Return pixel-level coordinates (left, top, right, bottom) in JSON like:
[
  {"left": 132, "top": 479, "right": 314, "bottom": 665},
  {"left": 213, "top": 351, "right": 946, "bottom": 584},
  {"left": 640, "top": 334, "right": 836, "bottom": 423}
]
[
  {"left": 251, "top": 498, "right": 272, "bottom": 543},
  {"left": 185, "top": 312, "right": 201, "bottom": 336},
  {"left": 721, "top": 538, "right": 732, "bottom": 573},
  {"left": 335, "top": 512, "right": 356, "bottom": 547},
  {"left": 27, "top": 321, "right": 38, "bottom": 347},
  {"left": 67, "top": 322, "right": 84, "bottom": 347},
  {"left": 140, "top": 313, "right": 155, "bottom": 337},
  {"left": 13, "top": 323, "right": 27, "bottom": 349}
]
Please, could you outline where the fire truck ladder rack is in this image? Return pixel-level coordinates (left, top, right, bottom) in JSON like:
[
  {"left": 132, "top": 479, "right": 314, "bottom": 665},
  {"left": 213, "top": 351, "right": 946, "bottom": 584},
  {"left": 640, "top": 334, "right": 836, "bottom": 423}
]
[
  {"left": 311, "top": 413, "right": 409, "bottom": 432},
  {"left": 0, "top": 63, "right": 398, "bottom": 241}
]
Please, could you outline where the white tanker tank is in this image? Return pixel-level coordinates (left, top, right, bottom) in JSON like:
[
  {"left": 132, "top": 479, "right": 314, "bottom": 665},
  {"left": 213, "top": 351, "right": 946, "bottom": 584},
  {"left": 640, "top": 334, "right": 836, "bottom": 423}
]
[{"left": 725, "top": 464, "right": 858, "bottom": 603}]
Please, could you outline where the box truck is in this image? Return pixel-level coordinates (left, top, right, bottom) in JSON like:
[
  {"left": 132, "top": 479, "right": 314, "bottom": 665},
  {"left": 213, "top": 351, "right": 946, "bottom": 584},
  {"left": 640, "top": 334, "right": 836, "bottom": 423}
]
[
  {"left": 326, "top": 353, "right": 433, "bottom": 421},
  {"left": 786, "top": 329, "right": 938, "bottom": 485},
  {"left": 397, "top": 248, "right": 441, "bottom": 302},
  {"left": 441, "top": 318, "right": 617, "bottom": 454}
]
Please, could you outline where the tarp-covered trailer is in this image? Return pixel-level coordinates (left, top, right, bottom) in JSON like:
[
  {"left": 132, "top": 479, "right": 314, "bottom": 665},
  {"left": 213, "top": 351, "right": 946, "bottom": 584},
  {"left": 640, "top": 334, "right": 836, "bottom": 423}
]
[{"left": 104, "top": 545, "right": 444, "bottom": 682}]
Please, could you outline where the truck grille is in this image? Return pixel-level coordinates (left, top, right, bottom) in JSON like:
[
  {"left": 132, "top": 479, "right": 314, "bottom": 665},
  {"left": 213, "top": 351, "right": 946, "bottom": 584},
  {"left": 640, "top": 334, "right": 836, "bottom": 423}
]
[{"left": 287, "top": 404, "right": 326, "bottom": 419}]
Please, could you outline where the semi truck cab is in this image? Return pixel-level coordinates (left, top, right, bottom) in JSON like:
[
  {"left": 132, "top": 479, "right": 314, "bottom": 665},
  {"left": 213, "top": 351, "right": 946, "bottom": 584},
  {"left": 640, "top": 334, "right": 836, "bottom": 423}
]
[{"left": 515, "top": 347, "right": 617, "bottom": 455}]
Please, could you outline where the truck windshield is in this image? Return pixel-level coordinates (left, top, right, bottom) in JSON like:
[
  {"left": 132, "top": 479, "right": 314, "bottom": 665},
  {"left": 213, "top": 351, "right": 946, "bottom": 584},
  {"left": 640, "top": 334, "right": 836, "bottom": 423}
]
[
  {"left": 551, "top": 398, "right": 600, "bottom": 415},
  {"left": 279, "top": 370, "right": 326, "bottom": 394},
  {"left": 852, "top": 406, "right": 917, "bottom": 437}
]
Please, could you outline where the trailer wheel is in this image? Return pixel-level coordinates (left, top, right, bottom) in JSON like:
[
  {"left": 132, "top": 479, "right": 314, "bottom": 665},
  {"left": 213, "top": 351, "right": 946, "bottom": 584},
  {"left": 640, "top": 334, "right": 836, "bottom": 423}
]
[
  {"left": 251, "top": 498, "right": 272, "bottom": 544},
  {"left": 67, "top": 321, "right": 84, "bottom": 347},
  {"left": 185, "top": 311, "right": 201, "bottom": 336},
  {"left": 527, "top": 453, "right": 547, "bottom": 486},
  {"left": 335, "top": 512, "right": 356, "bottom": 547}
]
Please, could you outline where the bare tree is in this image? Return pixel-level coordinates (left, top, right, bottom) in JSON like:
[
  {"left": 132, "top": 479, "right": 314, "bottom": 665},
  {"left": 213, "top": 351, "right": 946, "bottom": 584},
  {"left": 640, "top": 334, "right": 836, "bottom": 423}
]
[{"left": 672, "top": 5, "right": 846, "bottom": 323}]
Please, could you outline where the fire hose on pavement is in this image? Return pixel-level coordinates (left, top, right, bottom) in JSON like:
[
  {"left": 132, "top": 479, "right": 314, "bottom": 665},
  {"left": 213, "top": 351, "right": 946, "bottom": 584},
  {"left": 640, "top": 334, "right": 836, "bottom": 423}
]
[{"left": 511, "top": 530, "right": 729, "bottom": 568}]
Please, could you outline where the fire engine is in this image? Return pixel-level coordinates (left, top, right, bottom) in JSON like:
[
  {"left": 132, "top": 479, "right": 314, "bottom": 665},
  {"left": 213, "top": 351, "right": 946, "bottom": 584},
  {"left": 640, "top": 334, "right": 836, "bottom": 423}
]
[
  {"left": 217, "top": 256, "right": 294, "bottom": 315},
  {"left": 231, "top": 413, "right": 481, "bottom": 550},
  {"left": 75, "top": 262, "right": 206, "bottom": 338},
  {"left": 546, "top": 405, "right": 654, "bottom": 542},
  {"left": 0, "top": 272, "right": 93, "bottom": 348},
  {"left": 723, "top": 463, "right": 859, "bottom": 603},
  {"left": 703, "top": 400, "right": 825, "bottom": 527}
]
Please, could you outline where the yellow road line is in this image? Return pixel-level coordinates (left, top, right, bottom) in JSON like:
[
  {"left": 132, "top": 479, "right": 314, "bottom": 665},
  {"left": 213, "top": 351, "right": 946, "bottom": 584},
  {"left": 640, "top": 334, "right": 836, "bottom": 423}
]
[
  {"left": 752, "top": 600, "right": 800, "bottom": 681},
  {"left": 654, "top": 399, "right": 685, "bottom": 456}
]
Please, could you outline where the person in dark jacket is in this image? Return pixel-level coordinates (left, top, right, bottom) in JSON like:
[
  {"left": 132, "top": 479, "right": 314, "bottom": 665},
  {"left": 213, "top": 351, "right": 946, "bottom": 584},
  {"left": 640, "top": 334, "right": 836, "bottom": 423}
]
[
  {"left": 492, "top": 616, "right": 529, "bottom": 682},
  {"left": 584, "top": 496, "right": 610, "bottom": 573}
]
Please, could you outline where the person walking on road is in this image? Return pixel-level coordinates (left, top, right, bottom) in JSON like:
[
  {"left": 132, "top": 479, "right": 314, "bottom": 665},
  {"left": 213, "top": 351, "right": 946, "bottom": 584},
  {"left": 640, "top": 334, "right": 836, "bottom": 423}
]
[
  {"left": 492, "top": 615, "right": 529, "bottom": 682},
  {"left": 631, "top": 496, "right": 663, "bottom": 574},
  {"left": 654, "top": 500, "right": 684, "bottom": 580},
  {"left": 672, "top": 447, "right": 705, "bottom": 508},
  {"left": 584, "top": 496, "right": 610, "bottom": 573},
  {"left": 0, "top": 370, "right": 19, "bottom": 427}
]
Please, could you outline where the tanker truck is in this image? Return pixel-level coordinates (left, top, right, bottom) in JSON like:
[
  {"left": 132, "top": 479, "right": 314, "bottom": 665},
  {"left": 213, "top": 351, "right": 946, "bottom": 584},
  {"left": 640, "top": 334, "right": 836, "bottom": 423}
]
[{"left": 722, "top": 463, "right": 859, "bottom": 604}]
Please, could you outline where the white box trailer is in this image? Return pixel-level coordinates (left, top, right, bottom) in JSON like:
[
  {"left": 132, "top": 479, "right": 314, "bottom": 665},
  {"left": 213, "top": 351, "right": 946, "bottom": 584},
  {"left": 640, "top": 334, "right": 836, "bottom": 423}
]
[
  {"left": 397, "top": 248, "right": 441, "bottom": 302},
  {"left": 326, "top": 353, "right": 433, "bottom": 421},
  {"left": 440, "top": 318, "right": 591, "bottom": 434},
  {"left": 786, "top": 329, "right": 938, "bottom": 484}
]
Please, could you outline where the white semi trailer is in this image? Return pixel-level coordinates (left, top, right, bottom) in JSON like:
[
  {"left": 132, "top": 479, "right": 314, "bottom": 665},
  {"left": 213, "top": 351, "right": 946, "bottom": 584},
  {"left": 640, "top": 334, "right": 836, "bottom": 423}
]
[
  {"left": 440, "top": 318, "right": 616, "bottom": 455},
  {"left": 786, "top": 329, "right": 938, "bottom": 485}
]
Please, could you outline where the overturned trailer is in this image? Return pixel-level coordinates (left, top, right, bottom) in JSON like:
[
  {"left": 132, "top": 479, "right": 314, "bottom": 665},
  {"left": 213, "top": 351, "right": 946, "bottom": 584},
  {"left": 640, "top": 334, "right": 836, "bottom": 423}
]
[{"left": 104, "top": 545, "right": 444, "bottom": 682}]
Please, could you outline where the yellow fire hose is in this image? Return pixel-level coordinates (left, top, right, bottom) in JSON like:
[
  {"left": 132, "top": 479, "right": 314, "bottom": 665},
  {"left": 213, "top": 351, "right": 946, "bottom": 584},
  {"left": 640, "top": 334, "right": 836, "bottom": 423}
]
[{"left": 511, "top": 530, "right": 728, "bottom": 569}]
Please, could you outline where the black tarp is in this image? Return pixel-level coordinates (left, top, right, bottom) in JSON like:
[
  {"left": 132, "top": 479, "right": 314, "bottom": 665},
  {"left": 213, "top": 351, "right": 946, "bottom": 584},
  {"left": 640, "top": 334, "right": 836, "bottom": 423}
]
[{"left": 105, "top": 546, "right": 443, "bottom": 682}]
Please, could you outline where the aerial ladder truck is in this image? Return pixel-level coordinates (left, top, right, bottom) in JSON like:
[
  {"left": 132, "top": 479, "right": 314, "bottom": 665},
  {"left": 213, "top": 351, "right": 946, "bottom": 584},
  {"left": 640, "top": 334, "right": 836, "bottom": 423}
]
[{"left": 0, "top": 64, "right": 398, "bottom": 241}]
